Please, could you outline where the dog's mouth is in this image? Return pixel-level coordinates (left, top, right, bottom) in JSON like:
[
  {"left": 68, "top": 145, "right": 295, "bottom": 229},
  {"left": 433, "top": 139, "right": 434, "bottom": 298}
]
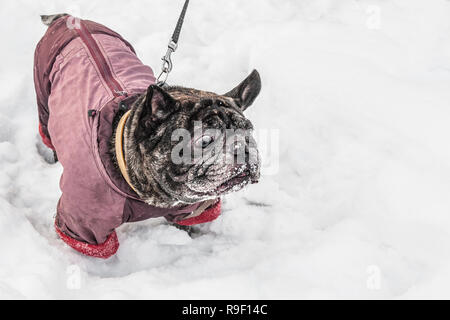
[
  {"left": 215, "top": 170, "right": 254, "bottom": 194},
  {"left": 180, "top": 160, "right": 261, "bottom": 200}
]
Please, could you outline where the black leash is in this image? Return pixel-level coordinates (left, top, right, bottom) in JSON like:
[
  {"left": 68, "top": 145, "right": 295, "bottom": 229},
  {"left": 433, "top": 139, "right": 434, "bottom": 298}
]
[{"left": 157, "top": 0, "right": 190, "bottom": 87}]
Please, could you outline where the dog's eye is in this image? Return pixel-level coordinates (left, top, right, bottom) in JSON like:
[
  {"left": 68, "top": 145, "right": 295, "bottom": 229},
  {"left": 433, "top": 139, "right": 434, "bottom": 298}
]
[{"left": 196, "top": 135, "right": 214, "bottom": 149}]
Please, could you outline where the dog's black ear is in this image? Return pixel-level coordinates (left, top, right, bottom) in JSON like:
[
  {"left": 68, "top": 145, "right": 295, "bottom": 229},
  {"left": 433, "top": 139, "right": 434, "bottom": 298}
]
[
  {"left": 135, "top": 85, "right": 176, "bottom": 142},
  {"left": 144, "top": 84, "right": 176, "bottom": 121},
  {"left": 224, "top": 70, "right": 261, "bottom": 111}
]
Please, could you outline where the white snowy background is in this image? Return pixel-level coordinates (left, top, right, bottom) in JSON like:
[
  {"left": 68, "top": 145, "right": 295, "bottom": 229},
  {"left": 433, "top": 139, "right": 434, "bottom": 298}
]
[{"left": 1, "top": 0, "right": 450, "bottom": 299}]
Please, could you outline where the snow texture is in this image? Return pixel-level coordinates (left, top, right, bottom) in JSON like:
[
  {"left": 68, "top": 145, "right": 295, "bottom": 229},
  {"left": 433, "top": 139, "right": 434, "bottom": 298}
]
[{"left": 1, "top": 0, "right": 450, "bottom": 299}]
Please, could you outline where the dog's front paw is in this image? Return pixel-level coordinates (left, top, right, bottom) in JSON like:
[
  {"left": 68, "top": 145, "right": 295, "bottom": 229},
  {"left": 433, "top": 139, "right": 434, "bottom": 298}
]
[{"left": 176, "top": 199, "right": 221, "bottom": 226}]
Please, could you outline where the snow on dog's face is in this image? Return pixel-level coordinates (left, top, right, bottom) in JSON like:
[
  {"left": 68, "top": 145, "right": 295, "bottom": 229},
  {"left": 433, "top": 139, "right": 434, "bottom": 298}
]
[{"left": 126, "top": 70, "right": 261, "bottom": 206}]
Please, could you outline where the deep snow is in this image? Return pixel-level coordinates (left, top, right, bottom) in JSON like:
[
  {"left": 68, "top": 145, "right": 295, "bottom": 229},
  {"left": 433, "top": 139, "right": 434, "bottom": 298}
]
[{"left": 1, "top": 0, "right": 450, "bottom": 299}]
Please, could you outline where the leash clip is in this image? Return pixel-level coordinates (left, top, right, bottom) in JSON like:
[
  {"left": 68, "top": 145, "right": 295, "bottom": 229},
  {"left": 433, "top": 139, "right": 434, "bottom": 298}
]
[
  {"left": 162, "top": 40, "right": 178, "bottom": 73},
  {"left": 157, "top": 40, "right": 178, "bottom": 86}
]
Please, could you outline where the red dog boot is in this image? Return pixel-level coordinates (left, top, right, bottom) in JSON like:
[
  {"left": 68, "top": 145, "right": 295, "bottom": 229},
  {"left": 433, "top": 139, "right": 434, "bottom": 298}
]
[
  {"left": 54, "top": 222, "right": 119, "bottom": 259},
  {"left": 176, "top": 199, "right": 222, "bottom": 226}
]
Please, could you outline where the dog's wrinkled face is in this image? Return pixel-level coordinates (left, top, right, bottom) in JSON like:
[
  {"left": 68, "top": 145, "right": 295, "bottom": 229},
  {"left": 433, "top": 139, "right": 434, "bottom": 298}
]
[{"left": 131, "top": 70, "right": 261, "bottom": 205}]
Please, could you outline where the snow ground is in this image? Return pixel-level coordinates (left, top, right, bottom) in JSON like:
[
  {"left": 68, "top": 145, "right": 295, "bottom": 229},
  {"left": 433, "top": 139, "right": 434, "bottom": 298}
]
[{"left": 1, "top": 0, "right": 450, "bottom": 299}]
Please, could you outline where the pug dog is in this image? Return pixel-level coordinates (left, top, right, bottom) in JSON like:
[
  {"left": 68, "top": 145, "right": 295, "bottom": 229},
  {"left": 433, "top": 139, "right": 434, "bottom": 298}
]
[{"left": 35, "top": 14, "right": 261, "bottom": 257}]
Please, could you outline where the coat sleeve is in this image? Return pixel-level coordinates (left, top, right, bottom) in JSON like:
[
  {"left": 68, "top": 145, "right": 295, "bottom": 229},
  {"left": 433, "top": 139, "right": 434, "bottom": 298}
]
[{"left": 54, "top": 136, "right": 126, "bottom": 254}]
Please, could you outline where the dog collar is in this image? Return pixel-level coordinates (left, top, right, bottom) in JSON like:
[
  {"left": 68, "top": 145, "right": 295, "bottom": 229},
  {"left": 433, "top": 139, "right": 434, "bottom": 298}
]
[{"left": 115, "top": 110, "right": 139, "bottom": 194}]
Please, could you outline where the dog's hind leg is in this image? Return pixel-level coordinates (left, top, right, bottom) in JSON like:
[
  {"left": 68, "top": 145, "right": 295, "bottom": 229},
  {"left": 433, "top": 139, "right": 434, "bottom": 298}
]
[{"left": 40, "top": 14, "right": 68, "bottom": 27}]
